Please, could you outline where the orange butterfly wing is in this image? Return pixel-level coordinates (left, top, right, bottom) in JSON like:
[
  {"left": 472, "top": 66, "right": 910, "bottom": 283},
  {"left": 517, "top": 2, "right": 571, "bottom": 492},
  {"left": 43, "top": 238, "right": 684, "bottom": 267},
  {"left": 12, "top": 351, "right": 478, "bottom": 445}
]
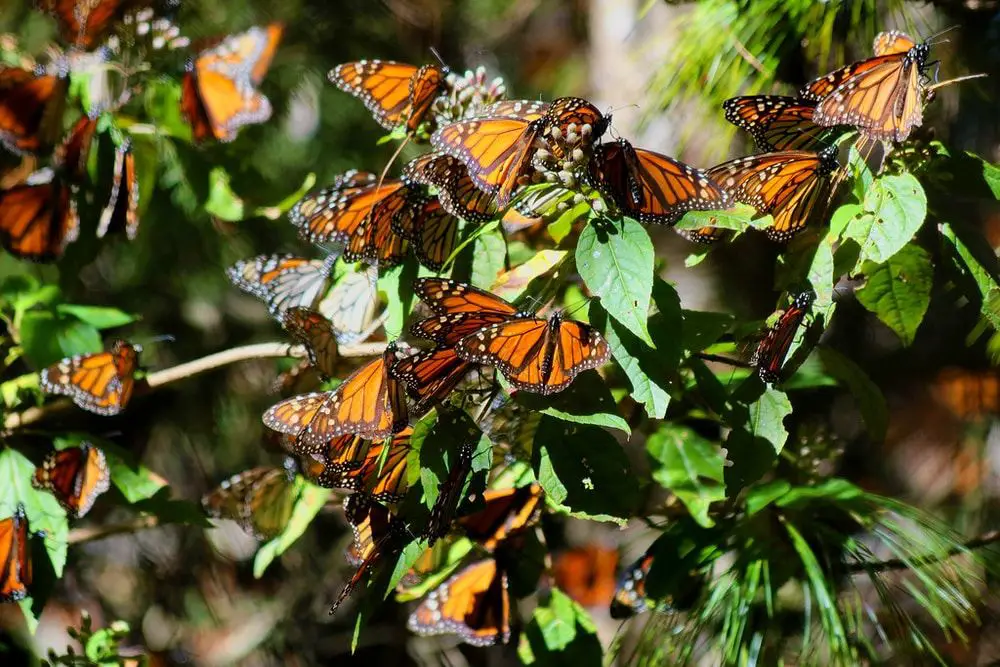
[
  {"left": 431, "top": 116, "right": 540, "bottom": 208},
  {"left": 227, "top": 253, "right": 335, "bottom": 319},
  {"left": 407, "top": 559, "right": 511, "bottom": 647},
  {"left": 403, "top": 152, "right": 499, "bottom": 223},
  {"left": 38, "top": 0, "right": 148, "bottom": 48},
  {"left": 390, "top": 347, "right": 472, "bottom": 411},
  {"left": 0, "top": 177, "right": 80, "bottom": 262},
  {"left": 392, "top": 198, "right": 458, "bottom": 271},
  {"left": 40, "top": 339, "right": 140, "bottom": 415},
  {"left": 0, "top": 67, "right": 64, "bottom": 153},
  {"left": 181, "top": 24, "right": 283, "bottom": 142},
  {"left": 751, "top": 291, "right": 815, "bottom": 384},
  {"left": 414, "top": 277, "right": 521, "bottom": 317},
  {"left": 458, "top": 483, "right": 542, "bottom": 553},
  {"left": 281, "top": 307, "right": 340, "bottom": 379},
  {"left": 722, "top": 96, "right": 826, "bottom": 152},
  {"left": 330, "top": 61, "right": 445, "bottom": 132},
  {"left": 33, "top": 442, "right": 111, "bottom": 518},
  {"left": 872, "top": 30, "right": 917, "bottom": 57},
  {"left": 0, "top": 507, "right": 32, "bottom": 603},
  {"left": 54, "top": 115, "right": 99, "bottom": 180}
]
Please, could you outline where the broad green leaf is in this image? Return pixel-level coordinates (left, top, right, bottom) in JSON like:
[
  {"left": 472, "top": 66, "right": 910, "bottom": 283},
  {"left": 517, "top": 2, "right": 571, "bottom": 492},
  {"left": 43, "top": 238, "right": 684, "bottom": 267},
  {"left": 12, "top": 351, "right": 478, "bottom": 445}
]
[
  {"left": 254, "top": 481, "right": 328, "bottom": 577},
  {"left": 745, "top": 480, "right": 792, "bottom": 515},
  {"left": 576, "top": 216, "right": 654, "bottom": 345},
  {"left": 681, "top": 309, "right": 734, "bottom": 352},
  {"left": 0, "top": 274, "right": 41, "bottom": 309},
  {"left": 533, "top": 417, "right": 636, "bottom": 523},
  {"left": 518, "top": 589, "right": 602, "bottom": 666},
  {"left": 843, "top": 173, "right": 926, "bottom": 266},
  {"left": 675, "top": 204, "right": 757, "bottom": 232},
  {"left": 56, "top": 304, "right": 137, "bottom": 330},
  {"left": 377, "top": 261, "right": 417, "bottom": 339},
  {"left": 829, "top": 203, "right": 861, "bottom": 238},
  {"left": 646, "top": 424, "right": 726, "bottom": 527},
  {"left": 747, "top": 387, "right": 792, "bottom": 455},
  {"left": 205, "top": 167, "right": 245, "bottom": 221},
  {"left": 143, "top": 78, "right": 191, "bottom": 140},
  {"left": 391, "top": 538, "right": 472, "bottom": 600},
  {"left": 807, "top": 231, "right": 836, "bottom": 308},
  {"left": 819, "top": 347, "right": 887, "bottom": 442},
  {"left": 591, "top": 301, "right": 670, "bottom": 419},
  {"left": 941, "top": 222, "right": 1000, "bottom": 328},
  {"left": 0, "top": 448, "right": 69, "bottom": 578},
  {"left": 518, "top": 369, "right": 630, "bottom": 435},
  {"left": 548, "top": 200, "right": 590, "bottom": 243},
  {"left": 855, "top": 244, "right": 932, "bottom": 346},
  {"left": 491, "top": 249, "right": 567, "bottom": 301},
  {"left": 19, "top": 311, "right": 102, "bottom": 367},
  {"left": 417, "top": 409, "right": 491, "bottom": 510},
  {"left": 980, "top": 155, "right": 1000, "bottom": 199},
  {"left": 102, "top": 446, "right": 168, "bottom": 503},
  {"left": 470, "top": 225, "right": 507, "bottom": 289}
]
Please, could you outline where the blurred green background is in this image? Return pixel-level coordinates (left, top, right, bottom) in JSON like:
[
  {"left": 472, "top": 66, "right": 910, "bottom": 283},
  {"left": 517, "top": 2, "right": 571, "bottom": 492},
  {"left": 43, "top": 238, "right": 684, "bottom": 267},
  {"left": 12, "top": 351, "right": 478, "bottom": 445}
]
[{"left": 1, "top": 0, "right": 999, "bottom": 664}]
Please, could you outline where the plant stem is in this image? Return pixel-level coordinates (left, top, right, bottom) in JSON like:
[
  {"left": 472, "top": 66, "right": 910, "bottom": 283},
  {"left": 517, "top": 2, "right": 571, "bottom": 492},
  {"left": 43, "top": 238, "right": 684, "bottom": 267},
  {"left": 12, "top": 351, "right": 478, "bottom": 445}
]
[
  {"left": 3, "top": 340, "right": 389, "bottom": 432},
  {"left": 68, "top": 514, "right": 160, "bottom": 545},
  {"left": 847, "top": 529, "right": 1000, "bottom": 573}
]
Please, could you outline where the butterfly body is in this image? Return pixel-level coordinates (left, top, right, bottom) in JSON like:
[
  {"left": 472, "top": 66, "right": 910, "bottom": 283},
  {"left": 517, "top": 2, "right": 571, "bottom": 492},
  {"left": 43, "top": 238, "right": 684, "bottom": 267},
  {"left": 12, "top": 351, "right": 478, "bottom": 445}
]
[
  {"left": 40, "top": 339, "right": 141, "bottom": 415},
  {"left": 33, "top": 442, "right": 111, "bottom": 518}
]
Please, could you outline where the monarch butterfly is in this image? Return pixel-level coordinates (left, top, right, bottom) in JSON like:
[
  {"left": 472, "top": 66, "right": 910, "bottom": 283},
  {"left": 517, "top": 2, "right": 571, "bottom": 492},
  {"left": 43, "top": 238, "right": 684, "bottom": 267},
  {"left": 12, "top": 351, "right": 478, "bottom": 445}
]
[
  {"left": 751, "top": 291, "right": 815, "bottom": 384},
  {"left": 410, "top": 277, "right": 523, "bottom": 345},
  {"left": 610, "top": 550, "right": 654, "bottom": 619},
  {"left": 32, "top": 442, "right": 111, "bottom": 518},
  {"left": 478, "top": 99, "right": 549, "bottom": 120},
  {"left": 722, "top": 96, "right": 830, "bottom": 152},
  {"left": 402, "top": 152, "right": 499, "bottom": 223},
  {"left": 281, "top": 307, "right": 339, "bottom": 379},
  {"left": 40, "top": 339, "right": 141, "bottom": 415},
  {"left": 262, "top": 345, "right": 409, "bottom": 445},
  {"left": 456, "top": 313, "right": 611, "bottom": 396},
  {"left": 329, "top": 61, "right": 447, "bottom": 134},
  {"left": 588, "top": 137, "right": 730, "bottom": 225},
  {"left": 0, "top": 171, "right": 80, "bottom": 261},
  {"left": 457, "top": 482, "right": 542, "bottom": 553},
  {"left": 332, "top": 492, "right": 407, "bottom": 613},
  {"left": 201, "top": 463, "right": 300, "bottom": 540},
  {"left": 0, "top": 505, "right": 33, "bottom": 603},
  {"left": 407, "top": 557, "right": 511, "bottom": 646},
  {"left": 180, "top": 23, "right": 283, "bottom": 142},
  {"left": 0, "top": 66, "right": 66, "bottom": 154},
  {"left": 390, "top": 347, "right": 473, "bottom": 413},
  {"left": 319, "top": 265, "right": 382, "bottom": 345},
  {"left": 289, "top": 172, "right": 414, "bottom": 268},
  {"left": 706, "top": 145, "right": 842, "bottom": 242},
  {"left": 96, "top": 140, "right": 139, "bottom": 240},
  {"left": 425, "top": 439, "right": 476, "bottom": 543},
  {"left": 390, "top": 197, "right": 459, "bottom": 271},
  {"left": 431, "top": 97, "right": 607, "bottom": 208},
  {"left": 309, "top": 428, "right": 412, "bottom": 501},
  {"left": 54, "top": 115, "right": 99, "bottom": 181},
  {"left": 227, "top": 253, "right": 336, "bottom": 319},
  {"left": 553, "top": 545, "right": 619, "bottom": 608},
  {"left": 292, "top": 433, "right": 368, "bottom": 477},
  {"left": 38, "top": 0, "right": 150, "bottom": 49},
  {"left": 800, "top": 31, "right": 930, "bottom": 142}
]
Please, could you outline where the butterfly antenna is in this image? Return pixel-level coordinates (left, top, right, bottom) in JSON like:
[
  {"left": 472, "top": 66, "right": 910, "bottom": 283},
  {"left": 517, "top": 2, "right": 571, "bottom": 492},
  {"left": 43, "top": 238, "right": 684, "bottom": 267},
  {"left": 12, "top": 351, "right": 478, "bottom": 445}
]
[
  {"left": 927, "top": 73, "right": 988, "bottom": 92},
  {"left": 924, "top": 25, "right": 959, "bottom": 46},
  {"left": 428, "top": 46, "right": 448, "bottom": 69},
  {"left": 367, "top": 134, "right": 412, "bottom": 224}
]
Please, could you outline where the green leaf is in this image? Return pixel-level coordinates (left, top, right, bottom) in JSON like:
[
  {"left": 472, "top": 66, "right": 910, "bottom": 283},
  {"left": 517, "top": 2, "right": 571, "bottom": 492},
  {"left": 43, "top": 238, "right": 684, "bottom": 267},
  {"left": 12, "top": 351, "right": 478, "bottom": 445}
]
[
  {"left": 377, "top": 261, "right": 418, "bottom": 339},
  {"left": 745, "top": 480, "right": 792, "bottom": 516},
  {"left": 254, "top": 481, "right": 329, "bottom": 578},
  {"left": 518, "top": 588, "right": 602, "bottom": 667},
  {"left": 941, "top": 222, "right": 1000, "bottom": 327},
  {"left": 776, "top": 478, "right": 863, "bottom": 506},
  {"left": 646, "top": 424, "right": 726, "bottom": 527},
  {"left": 417, "top": 409, "right": 491, "bottom": 510},
  {"left": 819, "top": 347, "right": 887, "bottom": 442},
  {"left": 0, "top": 274, "right": 40, "bottom": 309},
  {"left": 843, "top": 173, "right": 927, "bottom": 266},
  {"left": 576, "top": 216, "right": 654, "bottom": 345},
  {"left": 747, "top": 387, "right": 792, "bottom": 456},
  {"left": 855, "top": 244, "right": 933, "bottom": 346},
  {"left": 533, "top": 417, "right": 637, "bottom": 523},
  {"left": 675, "top": 203, "right": 757, "bottom": 232},
  {"left": 470, "top": 224, "right": 507, "bottom": 289},
  {"left": 143, "top": 78, "right": 191, "bottom": 140},
  {"left": 681, "top": 309, "right": 734, "bottom": 353},
  {"left": 19, "top": 311, "right": 102, "bottom": 367},
  {"left": 517, "top": 369, "right": 630, "bottom": 435},
  {"left": 55, "top": 304, "right": 137, "bottom": 330},
  {"left": 205, "top": 167, "right": 245, "bottom": 221},
  {"left": 102, "top": 446, "right": 167, "bottom": 503},
  {"left": 549, "top": 200, "right": 590, "bottom": 243},
  {"left": 0, "top": 448, "right": 69, "bottom": 577},
  {"left": 807, "top": 231, "right": 836, "bottom": 308},
  {"left": 964, "top": 151, "right": 1000, "bottom": 200},
  {"left": 829, "top": 203, "right": 861, "bottom": 238}
]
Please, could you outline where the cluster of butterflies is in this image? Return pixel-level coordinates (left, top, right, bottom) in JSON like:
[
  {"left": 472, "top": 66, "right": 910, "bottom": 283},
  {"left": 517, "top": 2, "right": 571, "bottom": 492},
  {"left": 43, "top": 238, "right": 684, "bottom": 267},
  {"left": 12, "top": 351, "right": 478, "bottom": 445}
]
[{"left": 0, "top": 2, "right": 284, "bottom": 262}]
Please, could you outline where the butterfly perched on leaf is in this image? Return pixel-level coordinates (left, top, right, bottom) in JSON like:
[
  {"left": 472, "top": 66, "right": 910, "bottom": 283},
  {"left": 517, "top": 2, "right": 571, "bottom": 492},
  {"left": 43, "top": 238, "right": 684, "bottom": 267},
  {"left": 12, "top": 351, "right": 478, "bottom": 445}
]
[
  {"left": 407, "top": 556, "right": 511, "bottom": 646},
  {"left": 0, "top": 505, "right": 34, "bottom": 603},
  {"left": 0, "top": 169, "right": 80, "bottom": 261},
  {"left": 263, "top": 345, "right": 409, "bottom": 445},
  {"left": 751, "top": 291, "right": 815, "bottom": 384},
  {"left": 390, "top": 347, "right": 474, "bottom": 414},
  {"left": 588, "top": 137, "right": 730, "bottom": 225},
  {"left": 96, "top": 139, "right": 139, "bottom": 240},
  {"left": 706, "top": 145, "right": 842, "bottom": 242},
  {"left": 431, "top": 96, "right": 608, "bottom": 208},
  {"left": 33, "top": 442, "right": 111, "bottom": 518},
  {"left": 722, "top": 96, "right": 831, "bottom": 152},
  {"left": 799, "top": 30, "right": 931, "bottom": 142},
  {"left": 329, "top": 61, "right": 447, "bottom": 135},
  {"left": 201, "top": 463, "right": 300, "bottom": 540},
  {"left": 610, "top": 549, "right": 654, "bottom": 619},
  {"left": 180, "top": 23, "right": 283, "bottom": 142},
  {"left": 227, "top": 253, "right": 336, "bottom": 320},
  {"left": 0, "top": 66, "right": 67, "bottom": 154},
  {"left": 40, "top": 339, "right": 142, "bottom": 415}
]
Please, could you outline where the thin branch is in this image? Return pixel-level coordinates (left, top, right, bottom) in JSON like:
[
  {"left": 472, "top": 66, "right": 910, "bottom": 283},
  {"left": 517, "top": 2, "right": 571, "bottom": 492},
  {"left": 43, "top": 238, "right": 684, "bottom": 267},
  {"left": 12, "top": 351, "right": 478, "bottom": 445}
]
[
  {"left": 68, "top": 514, "right": 160, "bottom": 545},
  {"left": 3, "top": 340, "right": 391, "bottom": 432},
  {"left": 694, "top": 352, "right": 750, "bottom": 368},
  {"left": 846, "top": 529, "right": 1000, "bottom": 574}
]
